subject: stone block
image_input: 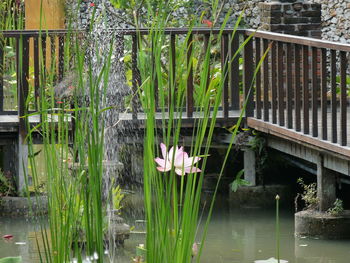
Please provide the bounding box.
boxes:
[284,17,311,24]
[260,3,282,11]
[261,10,283,18]
[270,24,296,32]
[297,23,321,31]
[301,10,321,17]
[309,17,322,23]
[295,210,350,239]
[292,3,303,11]
[263,17,282,24]
[228,185,293,209]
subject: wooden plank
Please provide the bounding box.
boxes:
[277,41,284,126]
[41,36,47,78]
[340,51,347,146]
[221,34,229,119]
[50,35,56,72]
[245,29,350,52]
[286,43,293,129]
[255,38,262,119]
[271,42,277,124]
[34,37,40,111]
[243,35,254,117]
[320,48,327,140]
[170,34,176,109]
[0,38,3,112]
[58,35,64,82]
[263,39,269,122]
[311,47,318,137]
[132,34,139,119]
[302,45,309,134]
[230,33,240,110]
[187,34,194,118]
[331,50,337,143]
[17,36,30,139]
[204,34,210,91]
[294,44,301,131]
[247,117,350,159]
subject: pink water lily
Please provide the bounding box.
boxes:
[154,143,201,176]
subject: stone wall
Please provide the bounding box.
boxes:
[0,196,47,216]
[66,0,264,29]
[66,0,350,43]
[313,0,350,43]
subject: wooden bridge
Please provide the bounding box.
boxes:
[1,28,350,208]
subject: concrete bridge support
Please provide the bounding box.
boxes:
[2,137,28,196]
[16,134,28,195]
[243,147,256,186]
[316,155,336,212]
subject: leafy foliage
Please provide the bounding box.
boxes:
[327,198,344,216]
[0,257,22,263]
[297,178,319,210]
[230,169,250,192]
[0,169,16,197]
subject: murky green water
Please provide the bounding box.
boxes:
[1,195,350,262]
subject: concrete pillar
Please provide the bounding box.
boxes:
[316,155,336,212]
[2,142,16,180]
[243,147,256,186]
[16,134,28,196]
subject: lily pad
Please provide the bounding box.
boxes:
[255,258,288,263]
[0,257,22,263]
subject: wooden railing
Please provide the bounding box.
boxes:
[122,28,247,121]
[245,30,350,147]
[1,28,350,148]
[0,30,68,137]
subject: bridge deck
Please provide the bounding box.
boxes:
[248,108,350,159]
[0,114,72,132]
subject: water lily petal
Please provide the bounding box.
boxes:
[154,157,166,167]
[184,166,201,174]
[157,166,171,172]
[183,156,201,168]
[168,146,183,164]
[160,143,167,160]
[174,152,185,168]
[154,158,171,171]
[175,168,185,176]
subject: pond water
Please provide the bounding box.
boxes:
[1,193,350,263]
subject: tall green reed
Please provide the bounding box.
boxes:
[24,2,115,262]
[136,1,267,262]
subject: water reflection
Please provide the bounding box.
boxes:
[1,194,350,262]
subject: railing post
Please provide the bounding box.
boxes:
[243,35,254,118]
[0,38,4,113]
[221,33,229,119]
[58,35,65,82]
[132,34,141,120]
[187,33,194,118]
[340,51,347,146]
[230,33,240,111]
[34,37,40,111]
[169,33,176,110]
[16,35,29,195]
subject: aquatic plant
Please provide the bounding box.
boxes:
[137,1,269,262]
[0,257,22,263]
[296,178,319,210]
[327,198,344,216]
[230,169,250,192]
